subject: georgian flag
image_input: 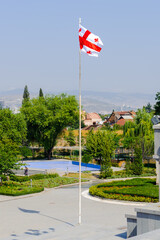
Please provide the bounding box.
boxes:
[79,24,103,57]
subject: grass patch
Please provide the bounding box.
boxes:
[63,172,97,179]
[31,176,81,188]
[89,178,158,202]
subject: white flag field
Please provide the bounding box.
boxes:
[79,24,103,57]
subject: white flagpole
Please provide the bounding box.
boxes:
[78,17,82,225]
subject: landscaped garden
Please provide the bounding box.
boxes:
[0,173,82,196]
[89,178,158,202]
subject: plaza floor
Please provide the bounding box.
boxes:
[0,181,153,240]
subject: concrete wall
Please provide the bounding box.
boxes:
[153,124,160,184]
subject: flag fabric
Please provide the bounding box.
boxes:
[79,24,103,57]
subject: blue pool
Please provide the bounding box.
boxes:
[24,160,101,172]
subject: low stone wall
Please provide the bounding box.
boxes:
[126,204,160,238]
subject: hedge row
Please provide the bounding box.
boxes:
[9,173,59,182]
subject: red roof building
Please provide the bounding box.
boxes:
[105,110,136,126]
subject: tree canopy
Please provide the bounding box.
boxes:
[0,109,26,176]
[154,92,160,115]
[21,94,79,159]
[85,129,118,163]
[123,108,154,160]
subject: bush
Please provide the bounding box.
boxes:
[9,173,59,182]
[10,175,29,182]
[30,173,59,180]
[100,165,113,178]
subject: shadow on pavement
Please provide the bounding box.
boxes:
[18,208,40,214]
[25,229,50,236]
[115,231,127,239]
[10,228,55,240]
[18,207,74,227]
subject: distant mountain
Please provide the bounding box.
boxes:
[0,89,155,114]
[0,88,24,96]
[65,90,155,114]
[81,90,155,109]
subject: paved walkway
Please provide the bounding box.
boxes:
[0,179,156,240]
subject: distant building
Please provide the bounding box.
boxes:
[105,110,136,126]
[83,112,102,126]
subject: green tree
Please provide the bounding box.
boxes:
[20,146,32,159]
[135,108,154,160]
[65,129,76,147]
[39,88,44,98]
[72,120,85,129]
[85,129,116,178]
[123,109,154,161]
[154,92,160,115]
[131,144,143,175]
[22,85,30,104]
[82,152,92,170]
[86,129,118,166]
[0,109,26,178]
[21,94,79,159]
[123,121,136,157]
[100,135,114,178]
[144,102,152,113]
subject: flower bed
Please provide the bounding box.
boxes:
[89,178,158,202]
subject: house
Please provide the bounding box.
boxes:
[83,112,102,126]
[105,110,136,126]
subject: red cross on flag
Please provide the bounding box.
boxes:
[79,24,103,57]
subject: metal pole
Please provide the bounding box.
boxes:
[78,17,82,225]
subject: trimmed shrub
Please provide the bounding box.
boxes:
[10,173,59,182]
[0,186,44,196]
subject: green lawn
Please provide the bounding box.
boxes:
[89,178,158,202]
[0,174,82,196]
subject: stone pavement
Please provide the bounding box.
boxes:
[0,179,155,240]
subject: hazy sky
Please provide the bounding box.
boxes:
[0,0,159,94]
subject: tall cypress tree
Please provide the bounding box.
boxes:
[131,145,143,175]
[39,88,44,98]
[22,85,30,104]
